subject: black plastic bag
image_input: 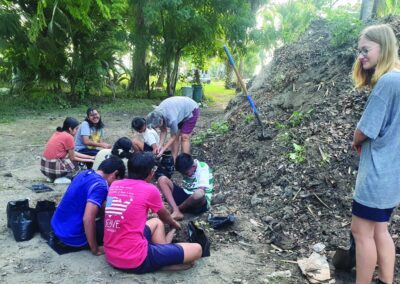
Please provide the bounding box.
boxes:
[7,199,29,228]
[155,151,175,179]
[208,214,235,229]
[187,221,210,257]
[10,208,37,242]
[35,200,56,241]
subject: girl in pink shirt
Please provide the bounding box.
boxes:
[104,152,202,273]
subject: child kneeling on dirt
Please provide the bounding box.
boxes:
[131,117,160,155]
[158,153,213,221]
[104,152,202,273]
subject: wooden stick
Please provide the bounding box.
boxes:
[279,259,298,264]
[307,206,317,219]
[292,187,302,201]
[313,193,330,209]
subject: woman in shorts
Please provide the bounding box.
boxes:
[351,24,400,284]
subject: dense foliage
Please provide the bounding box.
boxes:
[0,0,398,106]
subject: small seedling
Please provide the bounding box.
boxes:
[288,143,306,163]
[244,114,254,124]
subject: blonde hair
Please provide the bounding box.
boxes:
[352,24,400,89]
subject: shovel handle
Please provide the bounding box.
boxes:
[223,45,248,95]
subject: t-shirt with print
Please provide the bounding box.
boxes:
[354,71,400,209]
[43,131,75,159]
[75,121,105,151]
[141,128,160,148]
[104,179,163,269]
[155,96,198,135]
[91,149,129,174]
[182,160,213,208]
[51,170,108,246]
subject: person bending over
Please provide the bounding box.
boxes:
[104,152,202,273]
[50,156,125,255]
[157,153,213,221]
[147,96,199,161]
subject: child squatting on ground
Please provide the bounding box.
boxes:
[103,152,202,273]
[157,153,213,221]
[41,117,95,184]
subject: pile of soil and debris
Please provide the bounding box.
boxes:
[193,16,400,281]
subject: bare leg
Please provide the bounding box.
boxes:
[351,215,377,284]
[375,222,395,283]
[171,136,180,162]
[146,218,169,244]
[132,139,144,152]
[181,133,191,154]
[179,188,206,212]
[157,176,184,220]
[161,242,202,271]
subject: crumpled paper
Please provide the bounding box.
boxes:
[297,252,331,283]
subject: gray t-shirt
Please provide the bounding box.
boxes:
[156,97,198,135]
[74,121,105,151]
[354,71,400,208]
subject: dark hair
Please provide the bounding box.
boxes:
[131,117,146,132]
[85,107,105,130]
[128,152,156,180]
[56,117,80,133]
[175,153,194,174]
[111,137,133,159]
[98,155,125,179]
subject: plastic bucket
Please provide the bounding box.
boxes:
[181,86,193,98]
[192,85,203,103]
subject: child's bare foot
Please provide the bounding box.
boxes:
[166,228,176,243]
[171,211,184,221]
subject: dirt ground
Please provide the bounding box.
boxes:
[0,106,289,284]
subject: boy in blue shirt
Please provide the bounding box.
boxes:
[50,156,125,255]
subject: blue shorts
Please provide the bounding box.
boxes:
[173,184,208,214]
[143,143,153,152]
[352,200,394,222]
[128,226,184,274]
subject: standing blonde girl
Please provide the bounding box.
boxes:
[351,24,400,284]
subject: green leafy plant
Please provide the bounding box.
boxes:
[192,120,229,145]
[274,121,287,129]
[244,114,254,124]
[289,111,304,127]
[288,143,306,163]
[326,9,361,48]
[210,121,229,135]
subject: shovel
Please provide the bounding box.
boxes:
[223,45,272,141]
[332,232,356,270]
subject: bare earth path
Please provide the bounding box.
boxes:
[0,103,281,284]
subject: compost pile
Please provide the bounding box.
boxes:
[194,16,400,278]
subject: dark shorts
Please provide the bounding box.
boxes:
[127,225,184,274]
[172,184,208,215]
[143,143,153,152]
[180,108,200,134]
[78,148,99,157]
[352,200,395,222]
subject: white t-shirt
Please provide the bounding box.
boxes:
[142,128,160,146]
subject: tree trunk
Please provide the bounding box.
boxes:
[360,0,379,21]
[129,0,148,92]
[224,59,233,89]
[169,50,181,96]
[156,64,166,87]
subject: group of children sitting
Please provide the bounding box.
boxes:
[41,107,213,273]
